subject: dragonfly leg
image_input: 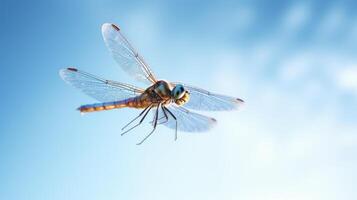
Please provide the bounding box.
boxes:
[160,105,169,124]
[163,107,178,141]
[137,103,161,145]
[150,116,165,125]
[121,105,153,136]
[122,105,151,131]
[150,106,169,125]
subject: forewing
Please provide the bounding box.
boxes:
[174,83,244,111]
[153,105,217,132]
[59,68,144,102]
[102,23,157,85]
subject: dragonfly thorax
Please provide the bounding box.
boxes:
[153,80,172,98]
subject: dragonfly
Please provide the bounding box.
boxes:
[60,23,244,145]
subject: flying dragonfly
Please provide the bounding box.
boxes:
[60,23,244,145]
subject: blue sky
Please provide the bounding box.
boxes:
[1,0,357,199]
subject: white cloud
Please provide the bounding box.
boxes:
[207,53,357,199]
[336,66,357,93]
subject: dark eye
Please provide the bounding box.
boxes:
[180,87,184,92]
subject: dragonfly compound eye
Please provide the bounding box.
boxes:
[172,84,185,99]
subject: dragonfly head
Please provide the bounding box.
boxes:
[172,84,186,100]
[172,84,190,106]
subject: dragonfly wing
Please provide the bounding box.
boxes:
[152,105,217,132]
[59,68,144,102]
[102,23,157,85]
[174,83,244,111]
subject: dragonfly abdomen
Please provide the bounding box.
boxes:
[78,97,140,113]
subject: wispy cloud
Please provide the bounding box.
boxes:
[336,66,357,94]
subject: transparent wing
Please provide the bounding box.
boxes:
[174,83,244,111]
[152,105,217,132]
[102,23,157,85]
[59,68,144,102]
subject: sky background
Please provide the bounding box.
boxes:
[1,0,357,199]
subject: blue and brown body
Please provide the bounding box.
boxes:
[78,80,190,113]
